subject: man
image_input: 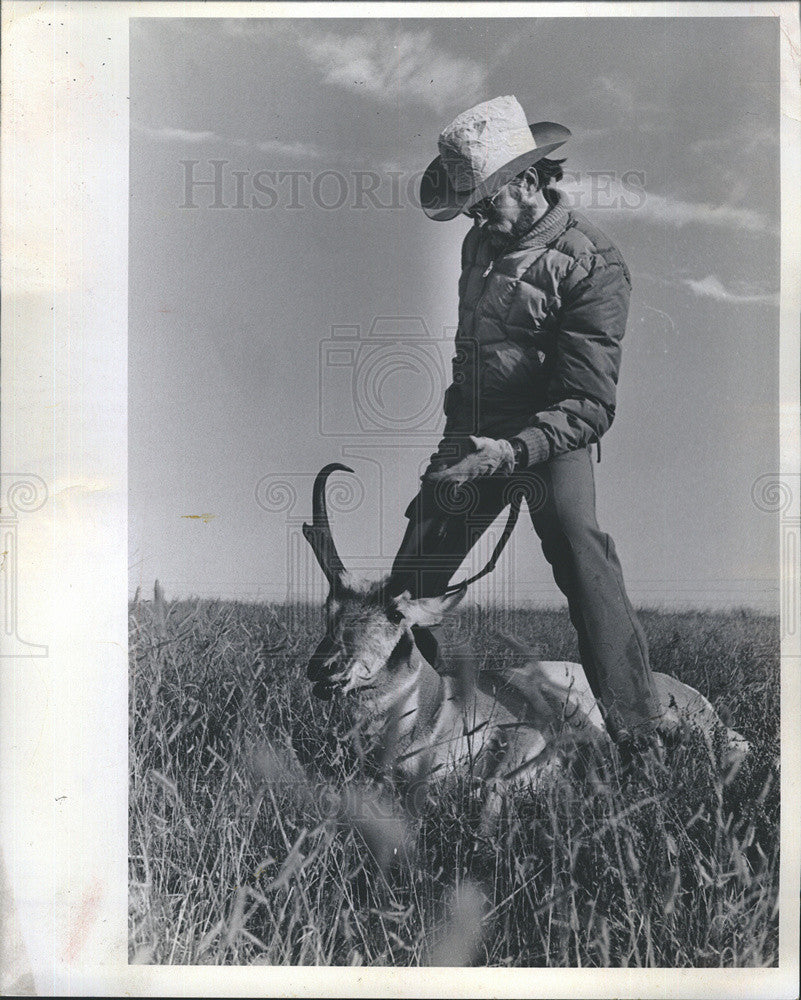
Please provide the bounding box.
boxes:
[389,95,664,754]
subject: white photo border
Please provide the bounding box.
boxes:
[1,2,798,996]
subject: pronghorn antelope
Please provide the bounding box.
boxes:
[303,464,751,792]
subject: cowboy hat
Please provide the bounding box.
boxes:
[420,95,571,221]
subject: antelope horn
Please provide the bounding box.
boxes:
[302,463,354,591]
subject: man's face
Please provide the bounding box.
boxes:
[466,174,544,244]
[469,181,521,233]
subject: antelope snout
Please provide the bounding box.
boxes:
[310,660,370,700]
[309,658,349,700]
[307,633,343,683]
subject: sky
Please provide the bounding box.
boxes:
[128,15,781,611]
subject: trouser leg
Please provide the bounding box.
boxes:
[526,447,662,742]
[391,478,511,598]
[391,478,510,670]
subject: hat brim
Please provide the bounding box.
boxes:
[420,121,571,221]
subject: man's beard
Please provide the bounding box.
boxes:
[487,200,550,249]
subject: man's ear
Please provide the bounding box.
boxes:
[521,166,541,192]
[393,585,467,627]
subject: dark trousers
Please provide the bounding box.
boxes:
[390,446,662,742]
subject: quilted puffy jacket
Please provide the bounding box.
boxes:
[430,190,632,471]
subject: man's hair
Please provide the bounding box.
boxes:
[532,157,566,187]
[523,157,566,189]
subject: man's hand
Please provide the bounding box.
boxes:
[425,435,516,486]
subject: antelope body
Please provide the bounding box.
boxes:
[303,465,751,790]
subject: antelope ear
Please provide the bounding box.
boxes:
[394,585,467,626]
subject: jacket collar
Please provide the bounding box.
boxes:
[510,188,572,250]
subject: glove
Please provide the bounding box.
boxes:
[425,435,516,486]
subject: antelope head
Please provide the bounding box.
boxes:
[303,464,466,699]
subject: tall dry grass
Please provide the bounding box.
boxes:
[129,594,779,966]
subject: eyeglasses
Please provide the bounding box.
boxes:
[464,187,505,220]
[464,174,528,220]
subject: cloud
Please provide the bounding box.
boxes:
[297,26,487,114]
[688,126,779,160]
[256,139,326,160]
[681,275,778,305]
[638,193,770,233]
[131,122,221,144]
[594,75,637,118]
[562,173,773,233]
[132,121,329,160]
[570,75,663,136]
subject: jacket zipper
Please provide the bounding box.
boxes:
[475,258,496,313]
[458,259,495,353]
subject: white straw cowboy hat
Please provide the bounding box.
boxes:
[420,95,571,221]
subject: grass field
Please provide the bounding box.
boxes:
[129,595,780,967]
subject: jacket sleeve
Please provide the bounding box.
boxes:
[515,257,631,464]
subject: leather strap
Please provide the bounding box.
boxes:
[443,494,522,595]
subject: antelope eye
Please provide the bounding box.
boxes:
[386,607,405,626]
